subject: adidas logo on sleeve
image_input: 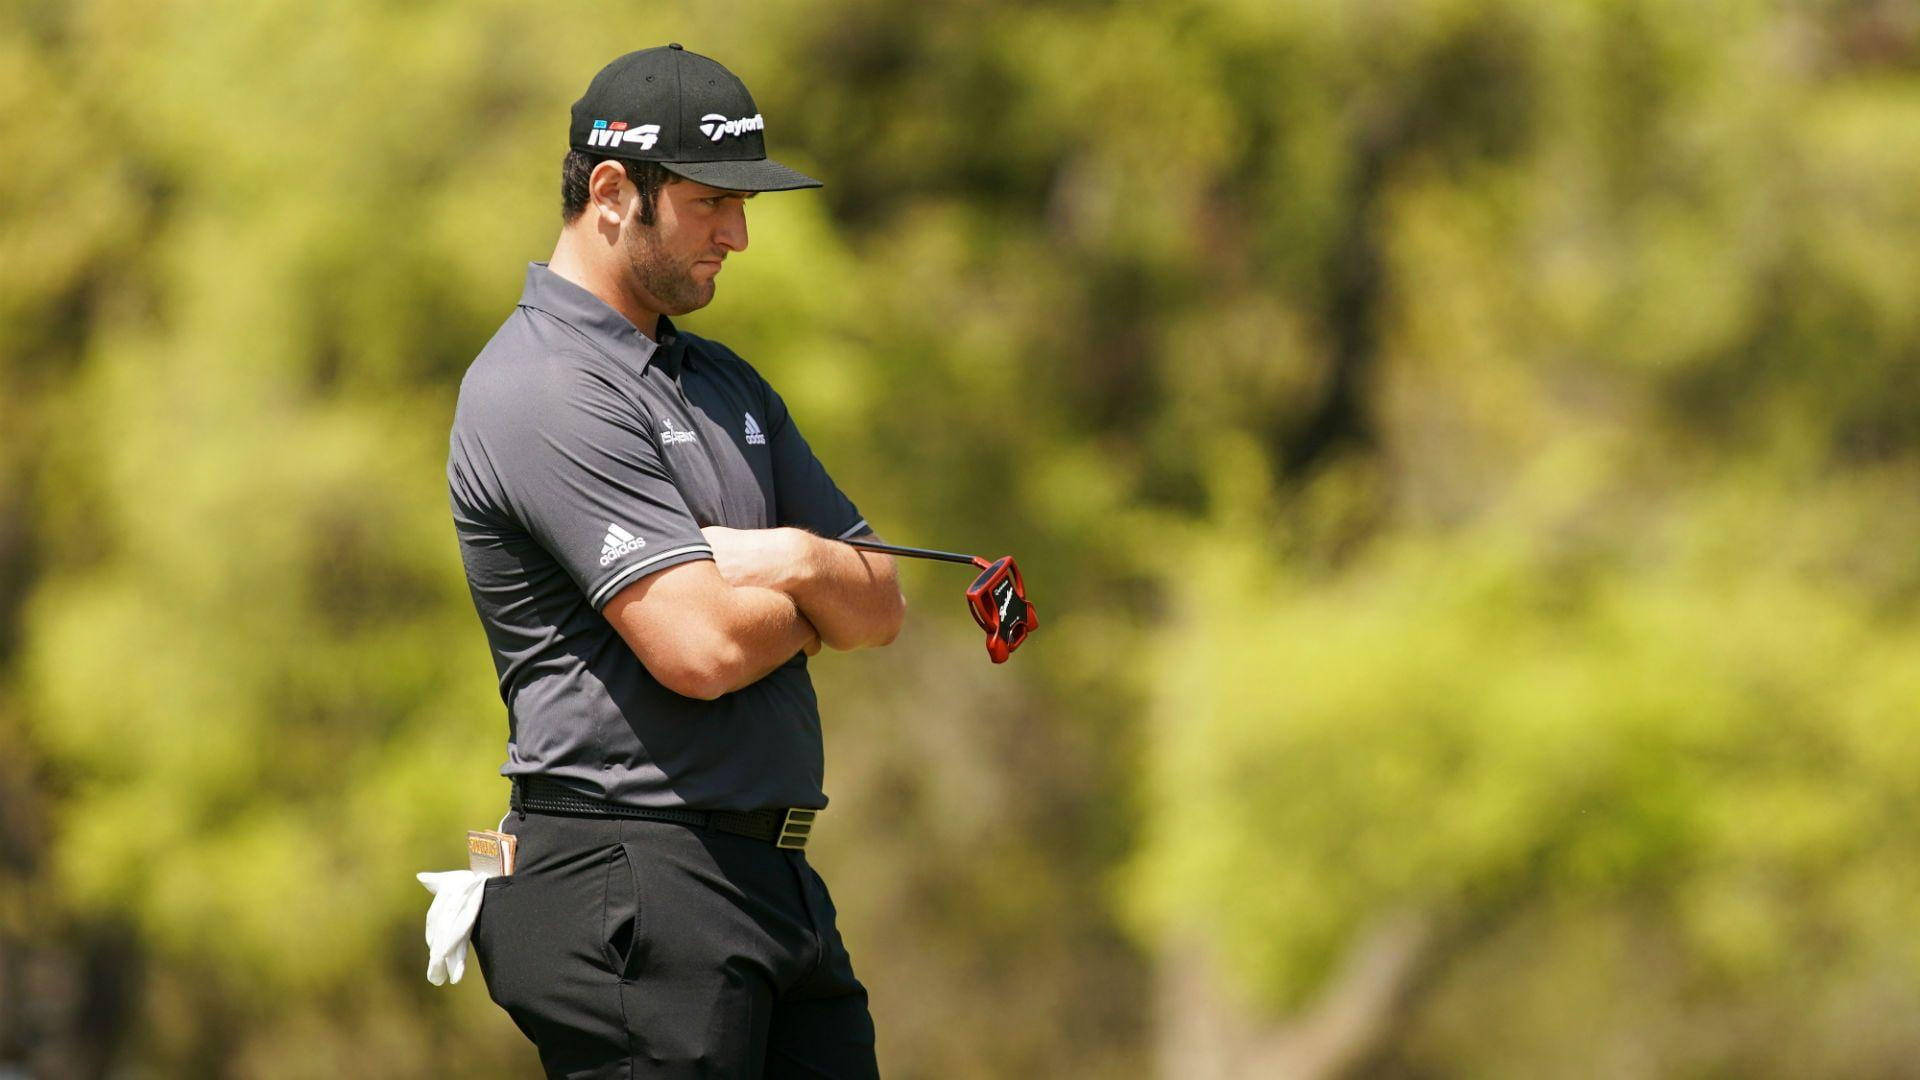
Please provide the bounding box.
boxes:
[743,412,766,445]
[599,522,647,566]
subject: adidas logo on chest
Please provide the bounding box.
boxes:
[743,412,766,445]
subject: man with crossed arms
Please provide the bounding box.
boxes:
[448,45,902,1077]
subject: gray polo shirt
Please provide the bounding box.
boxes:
[448,263,868,811]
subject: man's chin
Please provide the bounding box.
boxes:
[660,284,717,317]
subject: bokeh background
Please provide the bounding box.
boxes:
[5,0,1920,1076]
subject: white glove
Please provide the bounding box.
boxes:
[416,870,491,985]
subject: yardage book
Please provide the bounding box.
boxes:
[466,829,517,877]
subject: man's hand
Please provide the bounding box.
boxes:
[697,525,824,655]
[700,526,824,654]
[702,525,813,592]
[701,525,905,651]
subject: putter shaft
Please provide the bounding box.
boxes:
[843,538,980,566]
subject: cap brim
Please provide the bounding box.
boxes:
[659,157,822,192]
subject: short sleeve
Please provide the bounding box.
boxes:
[760,379,868,539]
[482,358,714,608]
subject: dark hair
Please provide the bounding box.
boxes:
[561,150,677,225]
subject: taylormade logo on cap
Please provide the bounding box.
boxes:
[699,113,764,142]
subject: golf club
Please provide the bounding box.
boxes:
[842,538,1038,663]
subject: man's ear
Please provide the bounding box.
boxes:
[588,160,631,226]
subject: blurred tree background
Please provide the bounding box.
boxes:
[3,0,1919,1076]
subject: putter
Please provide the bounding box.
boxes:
[842,539,1038,663]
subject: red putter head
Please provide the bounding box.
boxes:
[840,538,1038,663]
[965,556,1038,664]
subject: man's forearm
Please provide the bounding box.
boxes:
[700,525,906,652]
[708,584,822,695]
[603,557,821,701]
[786,532,905,650]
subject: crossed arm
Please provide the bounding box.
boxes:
[602,527,905,700]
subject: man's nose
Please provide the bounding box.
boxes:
[715,203,748,252]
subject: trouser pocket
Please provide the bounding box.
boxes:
[603,841,645,978]
[471,844,634,1076]
[470,877,539,1036]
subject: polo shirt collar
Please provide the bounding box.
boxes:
[516,262,685,373]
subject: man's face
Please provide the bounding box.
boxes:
[620,177,753,316]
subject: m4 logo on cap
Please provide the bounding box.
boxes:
[698,113,764,141]
[588,120,660,149]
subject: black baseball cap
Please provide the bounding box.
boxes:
[569,44,821,192]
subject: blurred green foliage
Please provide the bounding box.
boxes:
[3,0,1919,1076]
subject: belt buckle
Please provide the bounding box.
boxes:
[775,808,816,850]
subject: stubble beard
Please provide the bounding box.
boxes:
[623,221,714,317]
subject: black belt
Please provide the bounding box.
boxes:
[511,777,818,851]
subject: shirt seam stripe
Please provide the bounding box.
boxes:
[589,544,714,608]
[836,518,870,539]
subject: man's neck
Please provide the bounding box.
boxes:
[548,232,663,341]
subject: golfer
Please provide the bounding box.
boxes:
[447,44,904,1078]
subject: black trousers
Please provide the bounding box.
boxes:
[471,810,879,1078]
